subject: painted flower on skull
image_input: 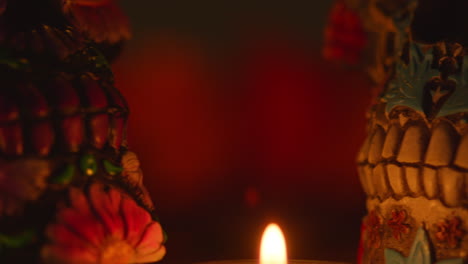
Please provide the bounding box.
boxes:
[387,210,410,241]
[42,182,165,264]
[435,217,465,249]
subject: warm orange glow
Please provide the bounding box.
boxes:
[260,223,288,264]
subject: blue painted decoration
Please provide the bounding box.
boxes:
[384,44,439,115]
[384,41,468,118]
[384,227,463,264]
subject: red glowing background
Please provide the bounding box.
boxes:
[113,1,373,263]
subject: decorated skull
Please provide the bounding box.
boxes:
[0,1,165,263]
[325,0,468,263]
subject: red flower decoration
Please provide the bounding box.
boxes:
[62,0,130,43]
[387,210,410,241]
[323,0,367,65]
[435,217,465,248]
[42,182,165,264]
[366,210,383,249]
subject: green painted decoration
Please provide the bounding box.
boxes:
[80,154,98,176]
[50,164,75,184]
[103,160,123,176]
[0,47,30,70]
[0,230,35,249]
[163,230,168,244]
[384,44,438,115]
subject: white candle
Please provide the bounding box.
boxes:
[195,259,350,264]
[197,261,349,264]
[195,223,351,264]
[260,223,287,264]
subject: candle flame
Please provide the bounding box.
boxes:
[260,223,288,264]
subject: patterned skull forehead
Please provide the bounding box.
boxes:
[383,43,468,119]
[350,0,468,119]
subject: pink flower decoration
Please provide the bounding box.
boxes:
[42,182,165,264]
[63,0,130,43]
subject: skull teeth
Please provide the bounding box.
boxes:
[425,121,459,166]
[368,126,385,164]
[381,125,403,159]
[386,164,406,198]
[359,163,468,207]
[454,133,468,169]
[439,167,464,207]
[357,119,468,207]
[397,125,429,164]
[422,167,438,199]
[373,164,390,200]
[0,75,129,157]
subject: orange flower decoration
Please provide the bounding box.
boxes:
[435,217,465,248]
[62,0,130,43]
[387,210,410,241]
[42,182,165,264]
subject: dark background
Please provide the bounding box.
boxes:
[113,1,373,263]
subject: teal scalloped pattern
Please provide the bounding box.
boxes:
[384,42,468,118]
[384,227,463,264]
[384,44,439,114]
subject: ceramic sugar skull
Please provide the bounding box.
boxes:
[0,1,165,263]
[325,0,468,263]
